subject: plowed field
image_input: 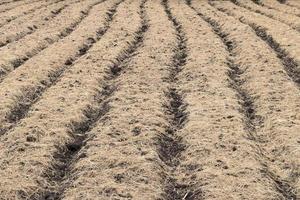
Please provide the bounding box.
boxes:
[0,0,299,199]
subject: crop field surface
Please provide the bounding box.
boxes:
[0,0,299,199]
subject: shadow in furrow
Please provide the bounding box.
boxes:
[0,0,69,48]
[0,0,21,6]
[8,0,104,71]
[277,0,287,4]
[231,0,265,11]
[159,1,202,199]
[250,0,264,6]
[248,24,300,86]
[189,3,297,199]
[208,2,300,88]
[0,0,115,137]
[230,0,300,32]
[158,89,187,167]
[0,0,42,13]
[192,0,262,147]
[29,1,149,199]
[0,0,58,27]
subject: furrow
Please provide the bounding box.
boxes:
[0,0,55,27]
[59,0,178,198]
[0,0,23,4]
[231,0,300,31]
[261,0,300,16]
[0,1,157,199]
[192,1,300,199]
[1,0,23,5]
[0,0,20,6]
[32,1,147,198]
[161,0,277,199]
[0,0,78,48]
[249,24,300,86]
[0,0,120,136]
[211,1,300,81]
[0,1,298,199]
[0,0,101,80]
[0,0,42,13]
[0,0,142,198]
[159,0,202,199]
[277,0,287,3]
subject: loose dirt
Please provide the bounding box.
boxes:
[0,0,299,199]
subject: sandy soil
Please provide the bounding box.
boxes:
[233,0,300,31]
[261,0,300,16]
[0,0,299,199]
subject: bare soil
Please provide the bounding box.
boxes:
[0,0,299,199]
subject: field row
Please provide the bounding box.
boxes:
[0,0,299,199]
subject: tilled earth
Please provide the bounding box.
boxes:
[0,0,299,199]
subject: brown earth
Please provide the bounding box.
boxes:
[0,0,299,199]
